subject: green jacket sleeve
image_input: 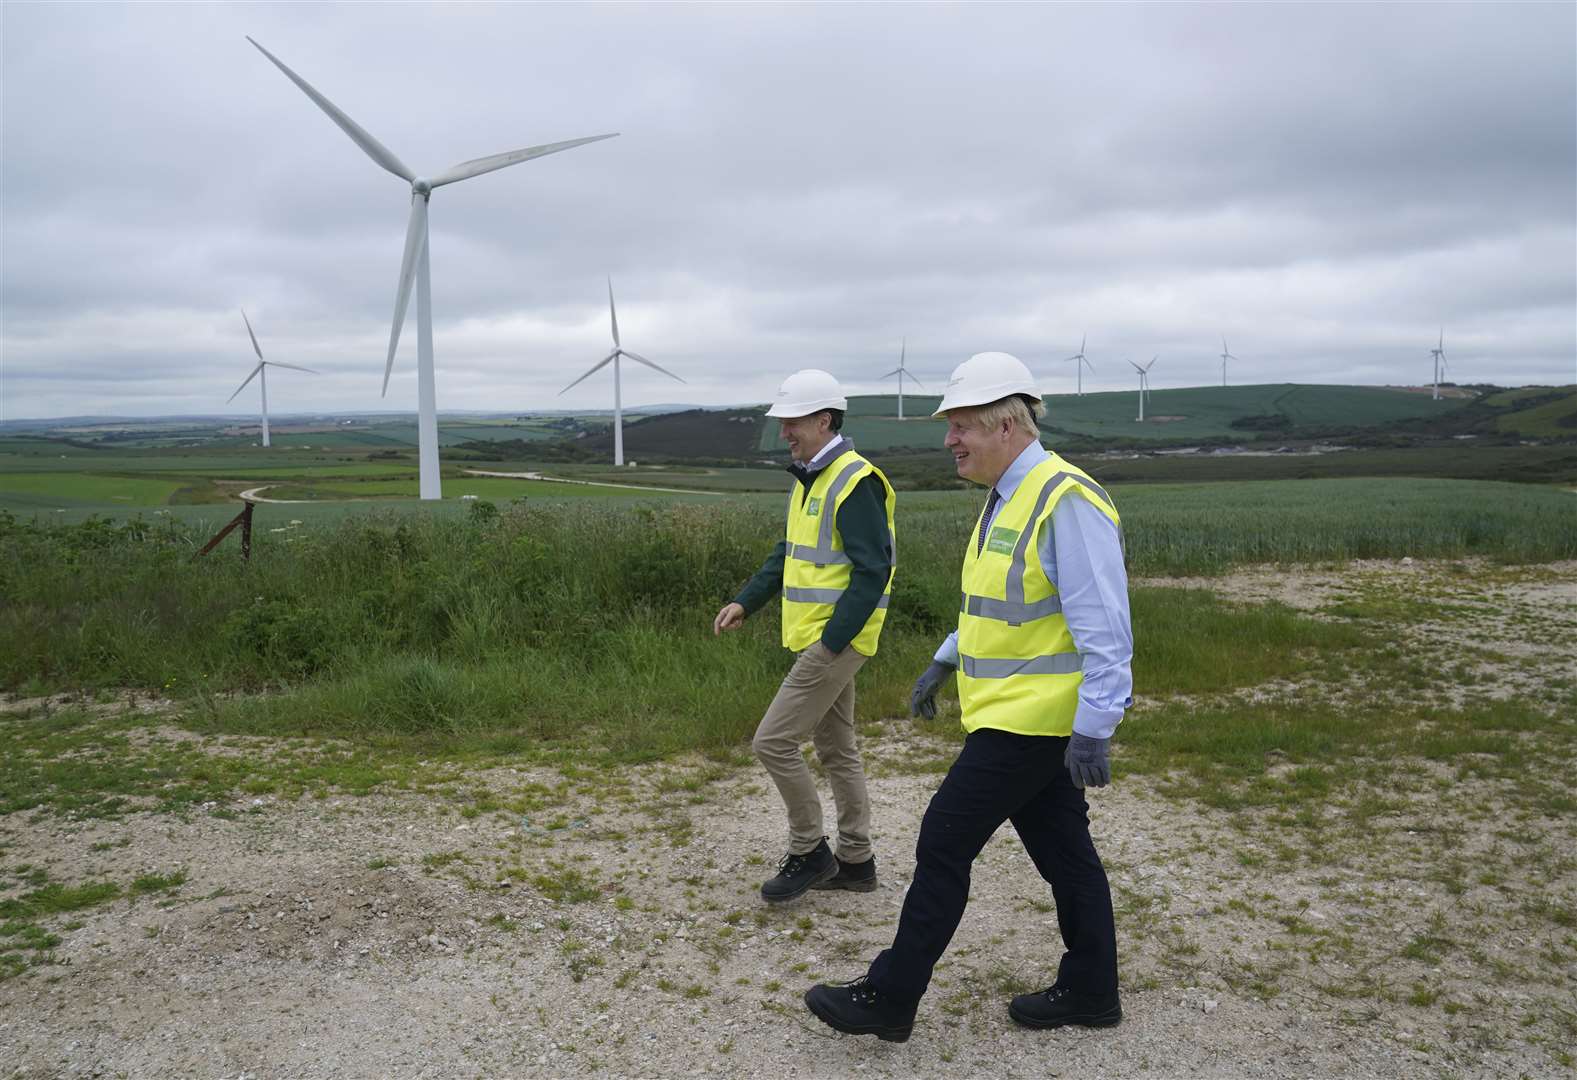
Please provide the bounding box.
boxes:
[733,539,786,616]
[821,473,893,654]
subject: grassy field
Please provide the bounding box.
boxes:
[758,385,1476,451]
[1493,389,1577,437]
[3,477,1571,707]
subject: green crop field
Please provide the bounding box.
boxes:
[1492,387,1577,437]
[0,472,190,510]
[254,475,675,501]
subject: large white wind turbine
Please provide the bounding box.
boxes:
[1219,337,1237,388]
[248,37,617,499]
[1128,356,1156,421]
[560,279,685,467]
[227,309,317,448]
[1064,334,1094,396]
[1430,330,1447,400]
[881,338,927,419]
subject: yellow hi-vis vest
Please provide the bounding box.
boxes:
[956,453,1121,736]
[781,446,897,657]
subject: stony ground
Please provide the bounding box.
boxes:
[2,560,1574,1079]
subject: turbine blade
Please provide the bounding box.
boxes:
[228,363,264,403]
[430,133,619,188]
[1063,354,1082,362]
[246,37,415,183]
[882,368,904,379]
[907,374,928,391]
[608,278,620,348]
[241,309,264,361]
[384,194,428,396]
[1080,333,1086,354]
[265,361,319,374]
[622,348,685,383]
[559,350,618,395]
[900,337,906,367]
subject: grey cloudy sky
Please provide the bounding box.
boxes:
[2,1,1573,421]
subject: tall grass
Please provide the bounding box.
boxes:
[1,475,1571,754]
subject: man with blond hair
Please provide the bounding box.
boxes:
[804,352,1132,1042]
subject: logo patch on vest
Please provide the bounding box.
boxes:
[985,525,1019,555]
[805,497,823,517]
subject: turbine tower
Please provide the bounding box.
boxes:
[1063,334,1094,396]
[881,338,927,419]
[1219,337,1237,388]
[1128,356,1156,421]
[227,309,317,448]
[1430,330,1447,401]
[560,279,685,467]
[248,37,616,499]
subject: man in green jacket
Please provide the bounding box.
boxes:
[714,369,897,904]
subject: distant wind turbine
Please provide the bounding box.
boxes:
[1064,334,1094,396]
[881,338,927,419]
[227,310,317,448]
[1430,330,1447,400]
[1128,356,1157,421]
[1219,337,1237,388]
[248,36,617,499]
[560,279,685,466]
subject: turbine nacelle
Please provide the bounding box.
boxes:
[412,178,432,196]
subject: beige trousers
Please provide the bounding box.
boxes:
[752,641,872,863]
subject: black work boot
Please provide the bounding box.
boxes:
[1008,984,1122,1029]
[760,838,837,903]
[811,854,877,893]
[804,976,916,1042]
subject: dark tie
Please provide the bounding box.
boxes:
[976,488,1001,555]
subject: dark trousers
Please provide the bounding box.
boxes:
[867,727,1117,1004]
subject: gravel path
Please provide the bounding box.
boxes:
[3,560,1573,1078]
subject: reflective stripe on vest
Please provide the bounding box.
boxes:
[785,586,891,608]
[959,652,1084,678]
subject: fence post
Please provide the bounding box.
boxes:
[193,499,258,562]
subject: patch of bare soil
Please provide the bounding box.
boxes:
[1141,558,1577,707]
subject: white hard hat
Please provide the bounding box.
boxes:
[932,352,1042,416]
[765,368,848,418]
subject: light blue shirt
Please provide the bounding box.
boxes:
[935,440,1134,740]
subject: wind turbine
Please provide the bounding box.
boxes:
[1219,337,1237,388]
[1128,357,1156,421]
[560,279,685,466]
[227,309,317,448]
[1430,330,1447,400]
[248,37,617,499]
[881,338,927,419]
[1063,334,1094,396]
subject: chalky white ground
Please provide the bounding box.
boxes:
[2,560,1573,1079]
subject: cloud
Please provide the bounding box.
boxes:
[2,2,1572,420]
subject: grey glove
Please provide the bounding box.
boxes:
[909,660,956,719]
[1065,732,1111,789]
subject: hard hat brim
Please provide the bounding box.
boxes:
[766,397,848,418]
[932,384,1043,418]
